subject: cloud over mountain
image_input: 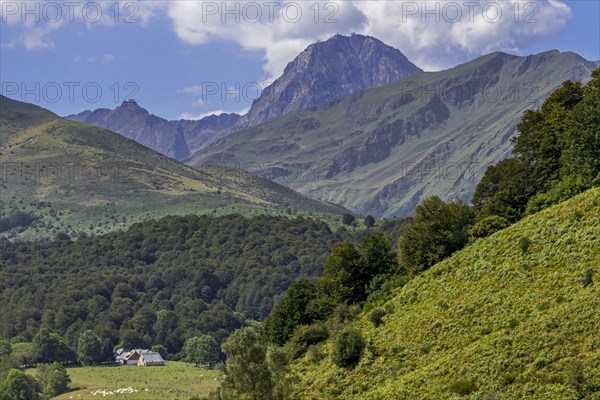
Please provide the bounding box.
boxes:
[1,1,572,77]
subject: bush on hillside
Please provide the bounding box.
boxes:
[450,380,477,396]
[333,328,365,369]
[526,175,590,215]
[469,215,510,238]
[368,309,386,327]
[288,324,329,359]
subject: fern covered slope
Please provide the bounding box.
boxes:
[292,188,600,400]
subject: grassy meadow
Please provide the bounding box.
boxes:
[27,362,222,400]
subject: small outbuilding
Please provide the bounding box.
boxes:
[123,350,142,365]
[114,348,126,364]
[138,352,165,366]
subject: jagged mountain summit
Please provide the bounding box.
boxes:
[67,100,240,160]
[190,50,598,218]
[68,34,421,160]
[236,33,423,128]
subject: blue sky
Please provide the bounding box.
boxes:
[1,1,598,120]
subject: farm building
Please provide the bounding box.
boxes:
[122,350,142,365]
[138,352,165,366]
[114,348,126,364]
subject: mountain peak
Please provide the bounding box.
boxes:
[237,34,422,128]
[116,99,147,113]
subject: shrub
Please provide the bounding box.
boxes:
[0,211,37,233]
[288,324,329,359]
[37,363,71,397]
[398,196,475,275]
[501,373,517,385]
[582,268,594,287]
[342,214,356,226]
[364,215,375,228]
[366,274,409,304]
[450,380,477,396]
[333,328,365,369]
[368,309,386,328]
[519,237,531,255]
[470,216,510,238]
[526,175,589,215]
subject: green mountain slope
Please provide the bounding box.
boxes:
[189,50,597,218]
[0,96,349,240]
[291,188,600,399]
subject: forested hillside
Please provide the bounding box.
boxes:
[0,215,348,356]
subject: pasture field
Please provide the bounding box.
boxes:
[28,362,223,399]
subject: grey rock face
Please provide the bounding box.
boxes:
[236,33,422,128]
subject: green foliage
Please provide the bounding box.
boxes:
[32,328,73,364]
[513,80,584,191]
[265,345,292,399]
[368,309,386,328]
[449,380,477,396]
[472,158,535,221]
[0,342,19,386]
[582,268,594,288]
[287,324,329,359]
[0,343,11,359]
[0,214,347,355]
[342,214,356,226]
[218,327,277,399]
[289,188,600,400]
[320,233,399,306]
[264,279,318,346]
[77,330,103,365]
[519,237,531,255]
[364,215,375,228]
[333,328,365,369]
[183,335,220,368]
[319,242,362,305]
[0,211,37,233]
[526,175,590,215]
[37,362,70,397]
[560,68,600,184]
[0,369,40,400]
[474,68,600,224]
[469,215,510,238]
[365,273,409,305]
[398,196,475,274]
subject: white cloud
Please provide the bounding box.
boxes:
[2,1,573,75]
[355,0,572,70]
[193,98,208,106]
[73,54,115,63]
[164,0,572,74]
[0,1,162,50]
[99,53,115,63]
[180,110,228,120]
[178,85,204,94]
[166,1,367,79]
[180,105,250,120]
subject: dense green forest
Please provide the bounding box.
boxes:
[0,212,409,357]
[0,215,350,353]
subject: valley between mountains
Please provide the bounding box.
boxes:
[1,30,599,400]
